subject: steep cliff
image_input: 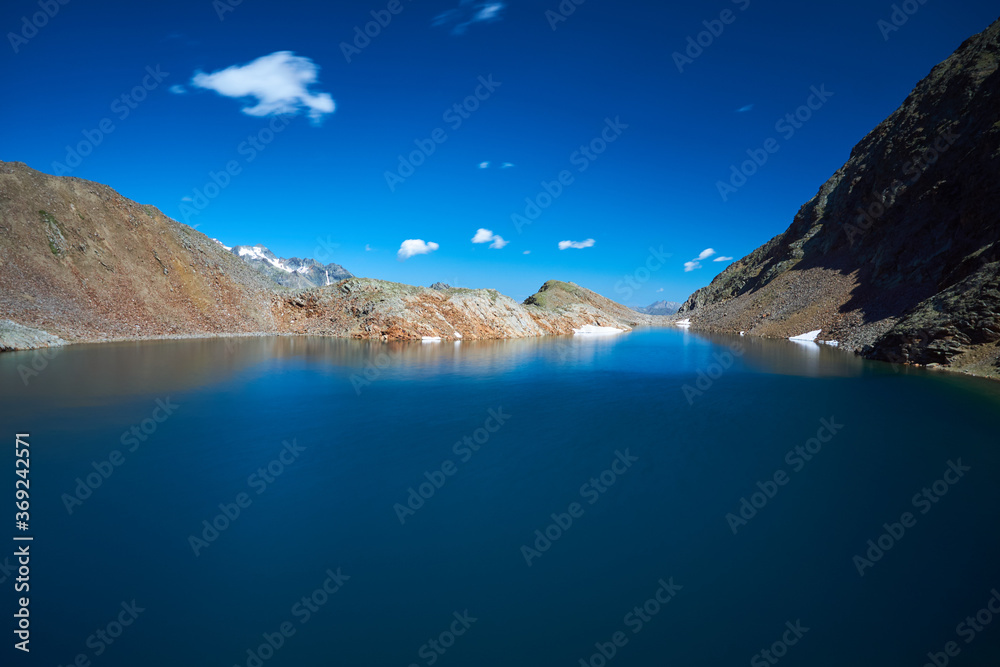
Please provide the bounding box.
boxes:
[679,17,1000,377]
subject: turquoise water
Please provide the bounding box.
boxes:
[2,329,999,666]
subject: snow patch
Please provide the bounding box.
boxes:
[675,318,692,328]
[454,332,463,338]
[211,238,232,251]
[237,245,296,273]
[421,336,442,343]
[789,330,822,342]
[573,325,624,336]
[821,340,840,347]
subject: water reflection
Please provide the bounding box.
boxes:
[683,330,868,378]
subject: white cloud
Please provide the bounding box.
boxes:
[501,162,515,168]
[558,239,595,250]
[656,288,664,292]
[714,256,734,262]
[364,244,374,252]
[189,51,335,123]
[397,239,439,261]
[433,1,506,35]
[523,250,531,255]
[471,228,508,249]
[169,84,187,95]
[685,248,723,271]
[478,161,490,169]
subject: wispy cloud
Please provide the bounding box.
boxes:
[736,104,754,113]
[685,248,724,271]
[471,228,509,249]
[523,250,531,255]
[478,161,490,169]
[365,244,374,252]
[169,84,187,95]
[656,288,664,292]
[433,1,506,35]
[713,256,734,262]
[558,239,595,250]
[189,51,335,123]
[397,239,439,261]
[501,162,515,168]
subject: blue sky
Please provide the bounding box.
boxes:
[2,0,997,304]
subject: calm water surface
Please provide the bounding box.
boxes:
[1,329,999,666]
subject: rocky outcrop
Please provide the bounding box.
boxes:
[272,279,666,341]
[678,17,1000,378]
[0,319,66,352]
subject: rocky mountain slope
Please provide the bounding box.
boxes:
[678,17,1000,378]
[273,279,662,341]
[226,242,352,289]
[0,161,660,349]
[0,161,279,344]
[635,300,682,316]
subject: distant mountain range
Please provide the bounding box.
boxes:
[218,242,353,290]
[634,300,681,316]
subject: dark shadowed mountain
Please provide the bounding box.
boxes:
[679,17,1000,378]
